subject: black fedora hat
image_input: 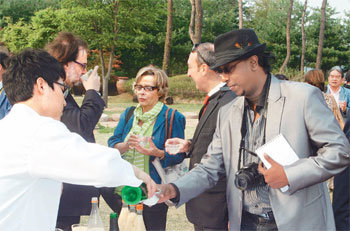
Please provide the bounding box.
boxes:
[210,29,266,70]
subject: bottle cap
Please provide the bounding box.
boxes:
[136,204,143,211]
[91,197,98,203]
[121,186,142,205]
[110,212,118,219]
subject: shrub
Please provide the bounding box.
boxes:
[124,74,205,99]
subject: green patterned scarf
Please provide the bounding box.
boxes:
[123,101,164,172]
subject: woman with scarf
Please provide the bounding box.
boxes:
[108,65,186,230]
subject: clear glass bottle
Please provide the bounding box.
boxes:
[109,212,119,231]
[87,197,104,231]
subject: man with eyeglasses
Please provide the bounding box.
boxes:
[326,66,350,118]
[0,49,156,231]
[46,32,106,231]
[158,29,350,231]
[165,42,235,230]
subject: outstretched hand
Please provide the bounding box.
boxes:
[157,184,177,203]
[258,154,289,189]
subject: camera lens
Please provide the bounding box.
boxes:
[234,163,265,191]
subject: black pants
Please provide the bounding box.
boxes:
[240,211,278,231]
[143,202,168,231]
[194,224,228,231]
[56,216,80,231]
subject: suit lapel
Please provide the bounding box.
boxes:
[192,92,221,146]
[266,76,285,141]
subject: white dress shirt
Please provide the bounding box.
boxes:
[0,104,142,231]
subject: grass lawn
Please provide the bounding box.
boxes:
[76,93,200,230]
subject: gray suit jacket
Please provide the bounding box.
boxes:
[174,76,350,230]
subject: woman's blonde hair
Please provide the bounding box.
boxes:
[133,65,169,101]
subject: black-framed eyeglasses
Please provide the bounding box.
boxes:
[73,60,87,70]
[54,81,69,98]
[192,43,210,66]
[215,60,242,74]
[134,84,159,92]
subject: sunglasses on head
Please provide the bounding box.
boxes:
[191,43,210,66]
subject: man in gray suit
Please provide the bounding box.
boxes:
[166,43,235,230]
[158,29,350,230]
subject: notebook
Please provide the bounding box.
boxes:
[255,134,299,192]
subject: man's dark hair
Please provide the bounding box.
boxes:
[275,73,289,81]
[45,32,88,65]
[3,49,66,105]
[256,51,274,74]
[345,70,350,83]
[0,52,9,69]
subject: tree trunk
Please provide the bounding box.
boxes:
[316,0,327,69]
[238,0,243,29]
[189,0,202,44]
[162,0,173,74]
[102,0,119,107]
[279,0,294,73]
[300,0,307,74]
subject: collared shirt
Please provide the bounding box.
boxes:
[242,74,272,215]
[207,82,226,97]
[328,86,341,105]
[0,104,142,231]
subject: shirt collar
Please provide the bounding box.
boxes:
[245,74,271,112]
[207,82,226,97]
[0,81,2,90]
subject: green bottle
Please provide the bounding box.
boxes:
[109,212,119,231]
[121,183,147,205]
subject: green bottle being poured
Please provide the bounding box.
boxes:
[121,183,147,205]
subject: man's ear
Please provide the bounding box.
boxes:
[34,77,47,95]
[249,55,259,71]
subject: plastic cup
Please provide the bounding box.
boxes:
[137,135,149,147]
[166,143,181,154]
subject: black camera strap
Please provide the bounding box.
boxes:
[237,74,271,171]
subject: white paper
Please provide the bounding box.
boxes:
[255,134,299,192]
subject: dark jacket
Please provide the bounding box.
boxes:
[333,117,350,230]
[0,90,12,120]
[58,90,105,216]
[186,86,235,228]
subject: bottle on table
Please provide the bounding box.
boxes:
[121,183,148,205]
[118,200,129,231]
[124,204,137,231]
[109,212,119,231]
[87,197,104,231]
[135,204,146,231]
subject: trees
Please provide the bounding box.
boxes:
[316,0,327,69]
[162,0,173,74]
[279,0,294,73]
[300,0,307,74]
[239,0,243,29]
[189,0,203,44]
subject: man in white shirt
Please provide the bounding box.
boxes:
[0,49,156,231]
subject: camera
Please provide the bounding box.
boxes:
[234,163,266,191]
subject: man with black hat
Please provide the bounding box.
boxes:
[165,42,235,230]
[158,29,350,230]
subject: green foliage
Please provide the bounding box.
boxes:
[0,0,59,28]
[0,19,32,52]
